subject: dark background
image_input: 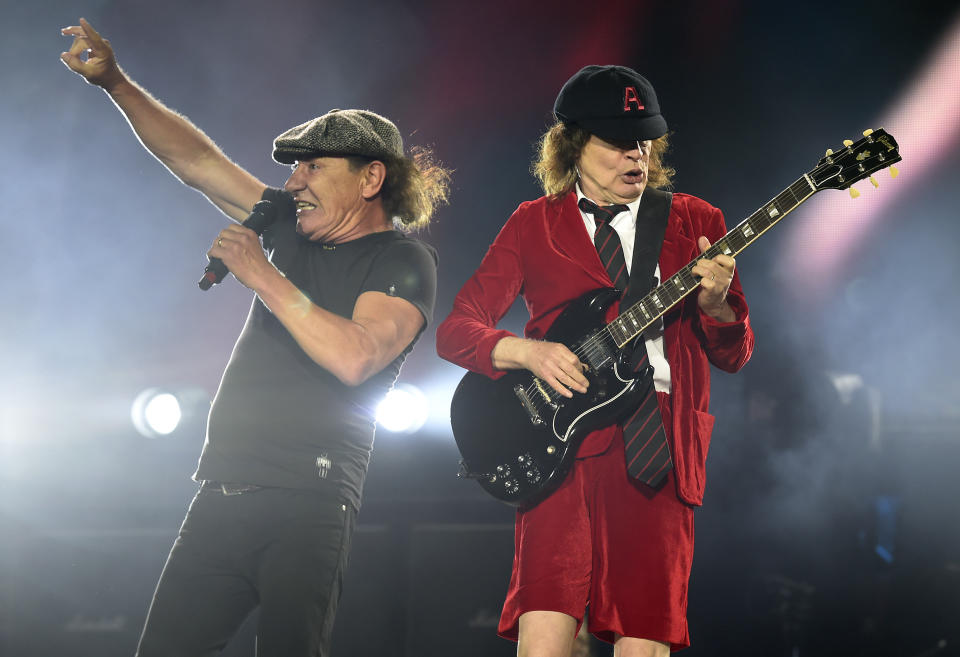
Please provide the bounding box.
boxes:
[2,1,959,655]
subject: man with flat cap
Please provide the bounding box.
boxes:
[437,65,754,654]
[61,18,449,657]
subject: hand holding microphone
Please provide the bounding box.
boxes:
[199,200,276,290]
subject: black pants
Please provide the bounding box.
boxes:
[136,484,356,657]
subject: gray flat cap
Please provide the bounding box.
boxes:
[272,109,404,164]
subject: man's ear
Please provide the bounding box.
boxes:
[360,160,387,199]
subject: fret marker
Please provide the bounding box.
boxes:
[652,294,664,310]
[719,242,732,255]
[743,224,755,238]
[766,206,779,218]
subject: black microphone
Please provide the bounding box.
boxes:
[198,199,276,290]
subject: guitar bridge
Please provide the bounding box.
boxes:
[513,384,545,426]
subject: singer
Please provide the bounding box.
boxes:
[61,18,450,657]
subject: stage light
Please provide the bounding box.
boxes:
[376,384,429,434]
[780,11,960,304]
[131,387,208,438]
[826,371,864,405]
[131,389,180,437]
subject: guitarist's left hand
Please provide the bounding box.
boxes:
[693,236,736,323]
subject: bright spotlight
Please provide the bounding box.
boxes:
[144,393,181,434]
[376,384,429,433]
[131,387,207,438]
[132,389,181,437]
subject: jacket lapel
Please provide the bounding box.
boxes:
[547,192,611,287]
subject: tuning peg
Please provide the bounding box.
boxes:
[863,128,874,137]
[869,176,879,188]
[843,139,854,147]
[849,187,860,199]
[826,148,834,156]
[890,166,899,179]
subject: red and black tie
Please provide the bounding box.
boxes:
[619,349,672,487]
[579,197,672,488]
[580,197,629,292]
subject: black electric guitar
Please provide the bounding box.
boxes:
[450,128,902,509]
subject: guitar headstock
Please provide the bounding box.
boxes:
[809,128,901,194]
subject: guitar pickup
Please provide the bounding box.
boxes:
[514,384,545,425]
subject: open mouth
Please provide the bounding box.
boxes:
[621,170,644,184]
[296,201,317,213]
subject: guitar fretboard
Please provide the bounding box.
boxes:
[606,175,817,347]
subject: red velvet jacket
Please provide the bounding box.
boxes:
[436,191,754,505]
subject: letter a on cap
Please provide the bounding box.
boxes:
[623,86,645,112]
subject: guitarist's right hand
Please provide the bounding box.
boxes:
[491,337,589,398]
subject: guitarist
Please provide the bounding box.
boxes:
[436,66,754,655]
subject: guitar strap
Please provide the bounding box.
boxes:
[615,187,674,486]
[621,188,672,313]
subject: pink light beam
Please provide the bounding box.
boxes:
[778,10,960,306]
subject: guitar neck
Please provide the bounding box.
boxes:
[607,174,817,348]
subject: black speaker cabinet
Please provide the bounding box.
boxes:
[0,521,517,657]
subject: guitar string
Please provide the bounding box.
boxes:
[520,162,841,411]
[535,145,896,412]
[523,194,783,411]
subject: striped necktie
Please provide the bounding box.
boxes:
[579,197,629,292]
[578,196,672,488]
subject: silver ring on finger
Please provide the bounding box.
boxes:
[218,238,223,247]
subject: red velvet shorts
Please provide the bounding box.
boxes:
[497,395,695,650]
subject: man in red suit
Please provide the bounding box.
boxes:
[436,66,754,655]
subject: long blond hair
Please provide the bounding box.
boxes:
[532,122,674,199]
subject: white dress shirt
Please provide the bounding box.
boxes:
[576,185,671,393]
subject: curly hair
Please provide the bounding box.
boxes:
[532,122,675,199]
[347,147,451,231]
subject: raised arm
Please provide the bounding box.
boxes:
[60,18,266,221]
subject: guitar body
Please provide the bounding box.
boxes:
[451,288,649,509]
[450,129,902,509]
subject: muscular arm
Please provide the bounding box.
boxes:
[60,18,266,221]
[212,221,428,385]
[256,265,424,386]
